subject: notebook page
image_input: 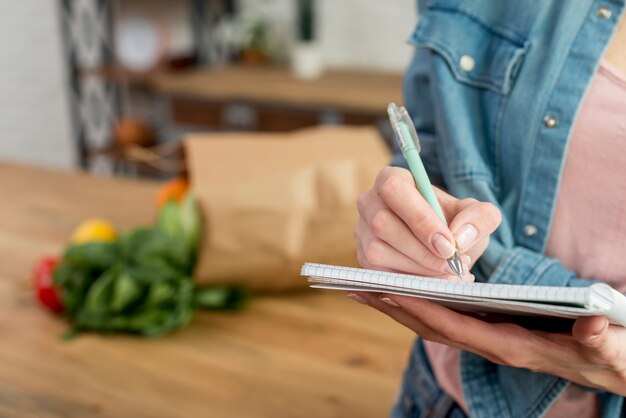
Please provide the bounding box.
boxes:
[302,263,591,305]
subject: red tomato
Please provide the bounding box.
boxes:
[33,256,64,313]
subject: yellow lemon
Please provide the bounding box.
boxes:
[71,219,117,244]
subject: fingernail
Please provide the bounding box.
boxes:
[432,233,455,258]
[464,273,475,283]
[455,225,478,251]
[347,293,367,305]
[379,296,400,307]
[462,254,471,265]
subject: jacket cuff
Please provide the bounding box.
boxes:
[487,246,593,288]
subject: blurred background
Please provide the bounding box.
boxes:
[0,0,415,177]
[0,1,419,417]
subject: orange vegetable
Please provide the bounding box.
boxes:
[156,178,189,209]
[114,117,154,147]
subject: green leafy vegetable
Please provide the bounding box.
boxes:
[195,286,250,310]
[53,193,248,338]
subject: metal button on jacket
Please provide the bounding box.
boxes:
[543,115,558,129]
[459,55,475,72]
[524,224,538,236]
[596,7,612,19]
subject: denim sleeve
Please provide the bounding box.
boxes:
[484,246,594,287]
[394,42,446,188]
[462,180,594,288]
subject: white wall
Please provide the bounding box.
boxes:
[128,0,418,73]
[0,2,76,169]
[238,0,417,72]
[319,0,417,72]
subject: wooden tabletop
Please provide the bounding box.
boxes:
[0,162,414,418]
[153,66,404,114]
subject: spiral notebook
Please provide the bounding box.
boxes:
[301,263,626,327]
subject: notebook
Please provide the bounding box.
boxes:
[301,263,626,327]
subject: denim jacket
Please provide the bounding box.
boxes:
[393,0,626,417]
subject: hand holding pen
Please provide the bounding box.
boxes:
[354,103,502,281]
[387,103,465,279]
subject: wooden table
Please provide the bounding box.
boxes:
[153,66,403,132]
[0,162,414,418]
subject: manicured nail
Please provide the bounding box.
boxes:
[455,225,478,251]
[464,273,475,283]
[379,296,400,307]
[347,293,367,304]
[432,233,455,258]
[462,254,471,265]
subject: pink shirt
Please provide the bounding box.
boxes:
[424,59,626,417]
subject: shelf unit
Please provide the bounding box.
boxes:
[59,0,233,177]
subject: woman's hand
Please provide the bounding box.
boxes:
[355,166,502,280]
[351,293,626,396]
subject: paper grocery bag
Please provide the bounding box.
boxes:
[185,126,391,291]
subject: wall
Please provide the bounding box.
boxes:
[124,0,418,73]
[0,1,76,169]
[238,0,418,72]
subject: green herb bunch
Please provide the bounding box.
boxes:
[53,193,248,338]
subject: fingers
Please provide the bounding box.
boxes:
[352,292,506,364]
[356,219,456,277]
[352,290,626,385]
[573,316,625,367]
[383,294,538,368]
[356,192,453,273]
[448,201,502,252]
[358,166,499,276]
[375,168,456,259]
[374,166,415,189]
[355,292,459,346]
[573,316,609,346]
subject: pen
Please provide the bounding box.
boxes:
[387,102,465,280]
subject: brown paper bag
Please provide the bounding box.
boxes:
[185,126,391,290]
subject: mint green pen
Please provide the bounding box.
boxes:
[387,103,464,279]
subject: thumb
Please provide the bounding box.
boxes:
[448,200,502,252]
[572,316,609,347]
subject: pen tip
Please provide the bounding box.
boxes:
[447,251,465,280]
